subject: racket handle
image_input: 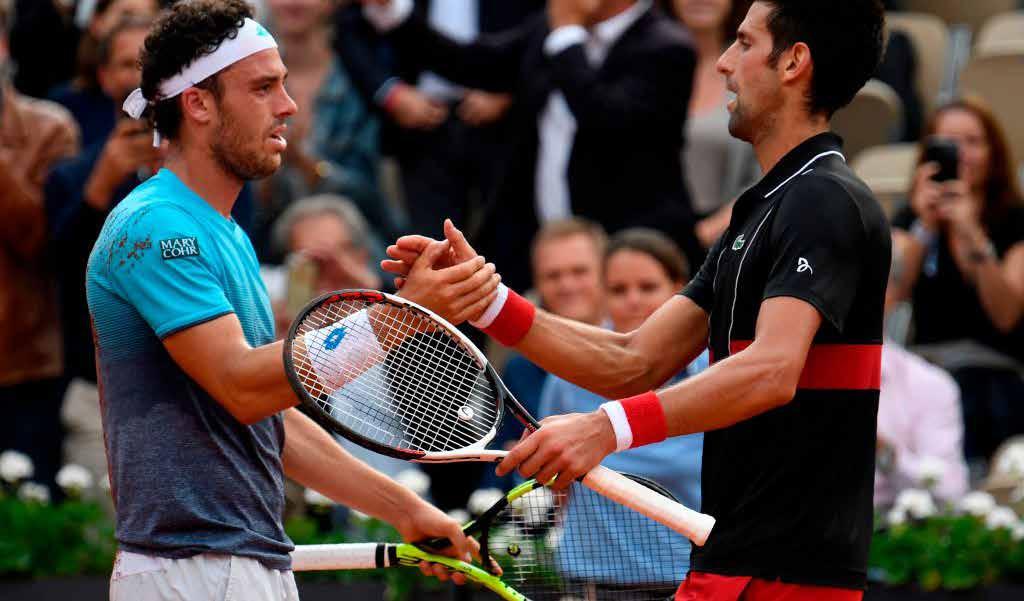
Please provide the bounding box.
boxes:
[291,543,388,571]
[581,465,715,546]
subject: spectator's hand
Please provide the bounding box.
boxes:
[388,84,448,130]
[396,238,500,324]
[396,499,480,585]
[548,0,602,29]
[382,219,481,288]
[457,91,512,127]
[300,244,381,292]
[935,179,980,232]
[908,162,946,233]
[86,120,163,209]
[496,411,616,490]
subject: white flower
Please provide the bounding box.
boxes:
[447,509,470,524]
[56,464,94,493]
[985,506,1019,530]
[395,469,430,497]
[917,456,946,489]
[303,488,334,508]
[894,488,936,519]
[0,450,34,483]
[18,482,50,504]
[522,487,555,527]
[1012,484,1024,504]
[467,488,504,515]
[544,525,563,550]
[1012,523,1024,541]
[887,507,908,527]
[959,491,997,517]
[994,443,1024,476]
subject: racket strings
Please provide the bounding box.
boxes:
[487,482,689,601]
[291,298,501,453]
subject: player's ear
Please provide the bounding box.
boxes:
[180,87,217,128]
[780,41,812,85]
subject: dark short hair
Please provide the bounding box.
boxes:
[604,228,690,283]
[138,0,253,140]
[762,0,885,118]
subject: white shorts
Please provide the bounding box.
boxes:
[110,550,300,601]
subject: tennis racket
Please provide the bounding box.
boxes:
[283,289,714,546]
[292,474,690,601]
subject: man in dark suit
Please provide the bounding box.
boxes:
[360,0,699,291]
[335,0,544,247]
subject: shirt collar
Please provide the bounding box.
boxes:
[754,132,846,199]
[591,0,650,48]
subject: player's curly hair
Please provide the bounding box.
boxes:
[138,0,254,140]
[763,0,885,119]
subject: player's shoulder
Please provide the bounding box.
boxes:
[776,168,888,235]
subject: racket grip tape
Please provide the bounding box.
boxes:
[291,543,387,571]
[581,465,715,546]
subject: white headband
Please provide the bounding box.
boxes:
[122,18,278,121]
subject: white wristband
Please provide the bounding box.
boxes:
[303,309,385,390]
[599,401,633,452]
[469,283,509,329]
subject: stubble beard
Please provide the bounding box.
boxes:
[210,109,281,182]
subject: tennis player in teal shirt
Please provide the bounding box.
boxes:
[86,2,498,599]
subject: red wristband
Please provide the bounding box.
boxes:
[483,288,535,347]
[620,391,667,448]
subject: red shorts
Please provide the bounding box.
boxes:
[675,571,864,601]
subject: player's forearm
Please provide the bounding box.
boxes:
[281,408,421,527]
[515,311,664,398]
[224,341,300,424]
[660,339,801,436]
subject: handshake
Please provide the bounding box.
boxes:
[381,219,502,325]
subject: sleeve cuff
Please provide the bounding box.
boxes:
[544,25,587,56]
[363,0,413,32]
[374,77,404,107]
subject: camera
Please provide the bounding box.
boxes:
[922,137,959,182]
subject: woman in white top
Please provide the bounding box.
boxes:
[661,0,759,248]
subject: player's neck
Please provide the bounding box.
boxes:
[163,145,243,218]
[752,111,830,175]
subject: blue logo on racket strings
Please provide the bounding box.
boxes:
[323,327,348,350]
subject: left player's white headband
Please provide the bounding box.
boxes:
[121,18,278,137]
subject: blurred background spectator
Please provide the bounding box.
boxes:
[48,0,159,147]
[359,0,702,292]
[0,0,80,495]
[890,97,1024,470]
[257,0,402,262]
[334,0,542,250]
[659,0,758,249]
[538,227,706,578]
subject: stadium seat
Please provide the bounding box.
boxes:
[886,12,950,114]
[851,143,919,216]
[832,79,903,162]
[902,0,1018,34]
[976,11,1024,56]
[959,46,1024,168]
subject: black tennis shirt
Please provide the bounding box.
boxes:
[682,133,892,589]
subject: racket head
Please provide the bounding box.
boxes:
[283,289,509,460]
[475,475,690,601]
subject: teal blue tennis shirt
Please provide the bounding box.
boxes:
[86,168,292,569]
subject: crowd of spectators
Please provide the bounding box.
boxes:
[0,0,1022,518]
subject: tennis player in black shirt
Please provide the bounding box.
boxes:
[384,1,890,599]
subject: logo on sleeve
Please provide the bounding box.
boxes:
[160,237,200,260]
[732,234,746,251]
[797,257,813,274]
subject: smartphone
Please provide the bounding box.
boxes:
[922,137,959,182]
[285,253,320,319]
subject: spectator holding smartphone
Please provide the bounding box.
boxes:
[890,97,1024,466]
